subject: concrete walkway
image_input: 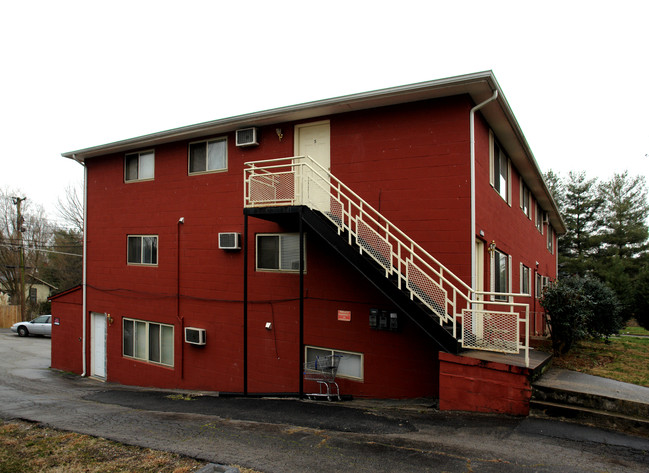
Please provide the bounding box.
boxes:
[535,368,649,406]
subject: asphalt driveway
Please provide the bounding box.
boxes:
[1,329,648,473]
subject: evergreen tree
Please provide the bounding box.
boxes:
[594,172,649,320]
[558,171,604,277]
[543,169,565,214]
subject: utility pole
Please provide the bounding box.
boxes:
[12,197,27,321]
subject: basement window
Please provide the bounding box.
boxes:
[305,346,363,381]
[123,318,174,367]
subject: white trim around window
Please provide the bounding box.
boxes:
[127,235,158,265]
[490,248,510,301]
[256,233,305,272]
[123,318,174,367]
[305,346,364,381]
[520,263,531,295]
[489,132,511,205]
[535,202,544,234]
[188,137,227,174]
[520,181,531,219]
[125,150,155,182]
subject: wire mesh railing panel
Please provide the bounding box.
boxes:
[248,172,295,205]
[461,309,520,353]
[406,259,449,322]
[356,218,392,273]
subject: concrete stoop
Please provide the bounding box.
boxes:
[531,369,649,437]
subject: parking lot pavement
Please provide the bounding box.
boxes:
[1,329,648,473]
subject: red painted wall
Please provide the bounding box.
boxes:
[50,287,83,374]
[473,115,557,336]
[52,95,555,401]
[438,352,532,415]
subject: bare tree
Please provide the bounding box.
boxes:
[57,182,84,234]
[0,188,53,319]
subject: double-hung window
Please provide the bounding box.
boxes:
[125,151,154,181]
[492,249,510,301]
[520,181,531,218]
[123,318,174,366]
[490,131,511,204]
[547,225,554,253]
[536,273,543,298]
[535,203,544,233]
[189,138,227,174]
[256,233,305,272]
[127,235,158,265]
[520,264,531,295]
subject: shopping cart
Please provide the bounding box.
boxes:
[303,354,342,401]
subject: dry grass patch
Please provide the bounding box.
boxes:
[0,420,262,473]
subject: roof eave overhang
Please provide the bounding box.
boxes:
[61,71,565,233]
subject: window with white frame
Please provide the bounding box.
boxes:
[189,137,227,174]
[536,273,544,298]
[535,203,543,233]
[492,249,510,301]
[547,225,554,253]
[490,132,511,204]
[127,235,158,265]
[520,181,531,218]
[123,318,174,366]
[125,151,154,182]
[520,264,531,295]
[305,346,363,380]
[256,233,305,272]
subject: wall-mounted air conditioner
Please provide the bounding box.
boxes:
[219,232,241,250]
[184,327,206,346]
[235,127,259,147]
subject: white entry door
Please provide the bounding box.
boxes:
[91,312,107,379]
[295,121,330,211]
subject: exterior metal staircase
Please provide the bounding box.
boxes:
[244,156,531,364]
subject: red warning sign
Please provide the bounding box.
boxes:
[337,310,351,322]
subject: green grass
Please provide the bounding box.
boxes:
[620,325,649,336]
[545,334,649,387]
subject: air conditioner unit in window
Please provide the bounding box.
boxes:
[219,232,241,250]
[235,127,259,147]
[184,327,206,346]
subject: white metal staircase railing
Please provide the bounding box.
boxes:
[244,156,530,366]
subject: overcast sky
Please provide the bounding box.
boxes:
[1,0,647,226]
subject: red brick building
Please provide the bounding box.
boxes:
[52,72,564,413]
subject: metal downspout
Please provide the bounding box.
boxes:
[72,155,88,377]
[470,90,498,295]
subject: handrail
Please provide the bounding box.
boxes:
[244,156,530,366]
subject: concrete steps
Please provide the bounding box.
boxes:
[531,369,649,437]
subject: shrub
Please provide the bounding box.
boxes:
[633,267,649,331]
[541,275,621,354]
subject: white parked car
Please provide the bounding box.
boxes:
[11,315,52,337]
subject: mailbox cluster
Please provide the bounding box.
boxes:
[369,308,401,332]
